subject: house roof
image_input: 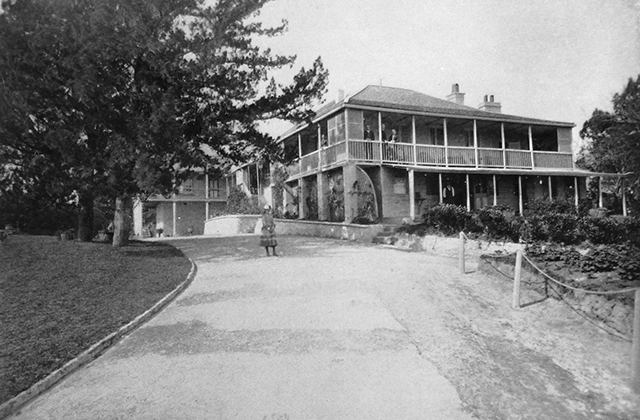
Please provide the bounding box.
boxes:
[345,85,574,127]
[278,85,574,140]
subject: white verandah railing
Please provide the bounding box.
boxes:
[286,139,574,178]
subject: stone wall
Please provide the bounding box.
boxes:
[204,216,385,242]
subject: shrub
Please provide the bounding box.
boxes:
[225,187,262,215]
[579,217,625,244]
[519,214,548,243]
[525,199,578,216]
[423,204,480,235]
[476,206,520,242]
[547,213,583,244]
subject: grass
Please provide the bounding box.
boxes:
[0,235,191,405]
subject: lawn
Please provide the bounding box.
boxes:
[0,235,191,405]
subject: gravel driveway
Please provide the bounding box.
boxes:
[10,235,639,420]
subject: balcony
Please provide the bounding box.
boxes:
[286,139,574,179]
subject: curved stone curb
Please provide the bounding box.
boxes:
[0,259,198,420]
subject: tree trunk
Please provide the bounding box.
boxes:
[76,191,94,242]
[112,195,132,247]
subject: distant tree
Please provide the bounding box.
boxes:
[578,75,640,214]
[0,0,328,245]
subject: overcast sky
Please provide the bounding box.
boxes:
[255,0,640,148]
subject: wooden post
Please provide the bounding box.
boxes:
[439,173,443,204]
[512,249,523,308]
[459,232,465,274]
[632,289,640,393]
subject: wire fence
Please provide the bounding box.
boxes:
[482,246,639,342]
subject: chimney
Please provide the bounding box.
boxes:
[478,94,502,113]
[446,83,465,105]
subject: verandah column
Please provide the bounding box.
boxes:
[443,118,449,167]
[501,123,506,168]
[518,175,524,215]
[439,173,443,204]
[345,108,350,161]
[473,119,479,168]
[575,177,580,209]
[598,176,603,208]
[466,173,471,211]
[528,126,535,168]
[548,176,553,201]
[409,169,416,220]
[378,112,383,163]
[412,116,417,166]
[493,174,497,206]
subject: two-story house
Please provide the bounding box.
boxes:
[271,84,624,224]
[135,83,627,237]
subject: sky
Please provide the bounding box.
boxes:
[254,0,640,150]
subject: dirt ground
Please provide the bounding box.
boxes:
[172,235,640,419]
[9,234,640,420]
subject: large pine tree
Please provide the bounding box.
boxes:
[0,0,328,245]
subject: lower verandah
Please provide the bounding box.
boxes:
[284,165,587,223]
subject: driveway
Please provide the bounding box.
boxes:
[10,236,639,419]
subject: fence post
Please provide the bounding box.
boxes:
[512,249,523,309]
[632,289,640,393]
[459,232,465,274]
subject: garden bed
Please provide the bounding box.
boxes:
[0,235,191,405]
[479,243,640,338]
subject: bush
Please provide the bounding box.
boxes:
[476,206,520,242]
[519,214,548,243]
[579,217,625,244]
[547,213,583,244]
[423,204,481,235]
[525,199,577,216]
[225,187,262,215]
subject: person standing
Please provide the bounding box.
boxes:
[363,124,375,159]
[260,205,278,256]
[443,182,456,204]
[364,124,375,141]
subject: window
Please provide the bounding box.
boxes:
[209,178,221,198]
[180,179,193,195]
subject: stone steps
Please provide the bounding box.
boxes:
[372,224,400,245]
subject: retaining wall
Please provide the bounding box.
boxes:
[204,215,385,242]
